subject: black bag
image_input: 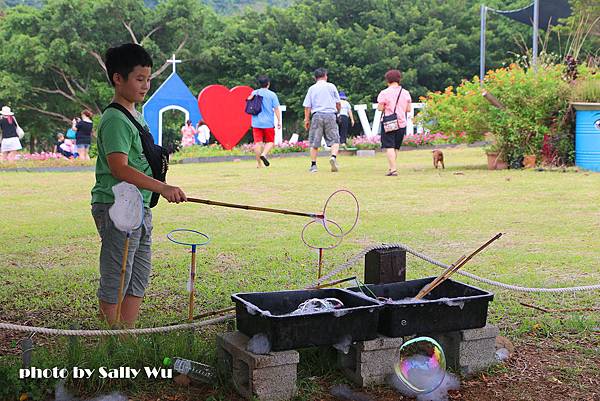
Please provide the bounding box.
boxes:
[245,94,263,115]
[381,88,403,133]
[104,103,169,208]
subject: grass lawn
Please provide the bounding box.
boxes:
[0,146,598,400]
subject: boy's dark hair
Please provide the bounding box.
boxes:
[105,43,153,86]
[257,75,270,88]
[314,68,327,79]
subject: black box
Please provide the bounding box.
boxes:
[232,288,382,351]
[348,277,493,337]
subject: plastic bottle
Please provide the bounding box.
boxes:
[164,357,216,384]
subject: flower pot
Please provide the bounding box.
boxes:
[523,154,536,168]
[486,152,507,170]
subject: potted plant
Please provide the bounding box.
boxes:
[483,133,508,170]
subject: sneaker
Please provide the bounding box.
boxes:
[260,155,270,167]
[329,157,339,172]
[309,165,318,173]
[386,170,398,176]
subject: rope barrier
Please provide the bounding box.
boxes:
[0,315,233,336]
[2,242,599,336]
[311,242,600,293]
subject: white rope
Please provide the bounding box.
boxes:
[0,315,233,336]
[3,242,600,337]
[311,243,600,293]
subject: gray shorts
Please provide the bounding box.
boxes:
[308,113,340,148]
[92,203,153,304]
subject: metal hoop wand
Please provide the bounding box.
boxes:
[167,229,210,321]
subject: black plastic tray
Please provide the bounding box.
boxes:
[232,288,382,351]
[348,277,494,337]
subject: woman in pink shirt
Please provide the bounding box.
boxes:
[377,69,412,176]
[180,120,197,147]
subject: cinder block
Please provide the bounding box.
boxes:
[217,332,299,401]
[356,335,404,352]
[357,149,376,157]
[423,324,499,377]
[336,335,403,387]
[460,324,499,341]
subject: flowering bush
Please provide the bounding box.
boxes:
[403,132,452,147]
[17,152,66,160]
[351,135,381,150]
[242,140,311,154]
[417,63,577,165]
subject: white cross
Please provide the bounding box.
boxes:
[167,54,182,74]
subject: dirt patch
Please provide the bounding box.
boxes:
[213,252,243,273]
[131,335,599,401]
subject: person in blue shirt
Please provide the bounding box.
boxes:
[248,75,281,168]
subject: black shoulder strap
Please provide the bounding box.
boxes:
[104,103,147,135]
[393,87,403,114]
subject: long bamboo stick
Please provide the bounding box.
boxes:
[415,233,502,300]
[115,235,131,324]
[187,197,324,219]
[414,254,466,300]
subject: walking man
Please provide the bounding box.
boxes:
[303,68,341,173]
[249,75,281,168]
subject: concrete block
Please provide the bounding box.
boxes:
[217,332,299,401]
[336,335,403,387]
[357,149,376,157]
[460,324,499,341]
[356,335,404,352]
[423,324,499,377]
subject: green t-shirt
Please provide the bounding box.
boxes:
[91,107,153,207]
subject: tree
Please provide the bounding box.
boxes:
[0,0,215,149]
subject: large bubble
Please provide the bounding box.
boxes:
[394,336,446,394]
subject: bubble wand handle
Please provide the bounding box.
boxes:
[188,245,197,322]
[116,233,131,324]
[187,197,324,219]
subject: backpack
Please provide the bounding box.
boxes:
[245,94,263,115]
[104,103,169,208]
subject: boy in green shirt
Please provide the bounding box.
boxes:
[91,43,186,327]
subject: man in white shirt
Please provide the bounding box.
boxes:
[303,68,341,173]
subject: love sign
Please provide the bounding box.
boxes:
[197,85,253,150]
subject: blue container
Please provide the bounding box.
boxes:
[574,103,600,172]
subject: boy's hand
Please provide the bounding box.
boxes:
[160,184,187,203]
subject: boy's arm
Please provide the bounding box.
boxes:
[107,153,186,203]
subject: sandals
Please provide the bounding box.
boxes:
[386,170,398,176]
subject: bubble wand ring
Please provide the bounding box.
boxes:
[301,219,343,250]
[302,219,343,279]
[167,229,210,321]
[320,189,360,238]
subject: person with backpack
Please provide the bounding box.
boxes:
[246,75,281,168]
[91,43,186,327]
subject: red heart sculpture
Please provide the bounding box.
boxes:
[198,85,253,150]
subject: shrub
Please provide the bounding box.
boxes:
[418,63,575,165]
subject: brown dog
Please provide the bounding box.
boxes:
[432,149,444,169]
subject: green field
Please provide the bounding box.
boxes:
[1,146,599,399]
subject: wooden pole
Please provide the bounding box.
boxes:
[188,245,197,321]
[415,233,502,300]
[187,197,324,219]
[116,235,130,323]
[318,248,324,279]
